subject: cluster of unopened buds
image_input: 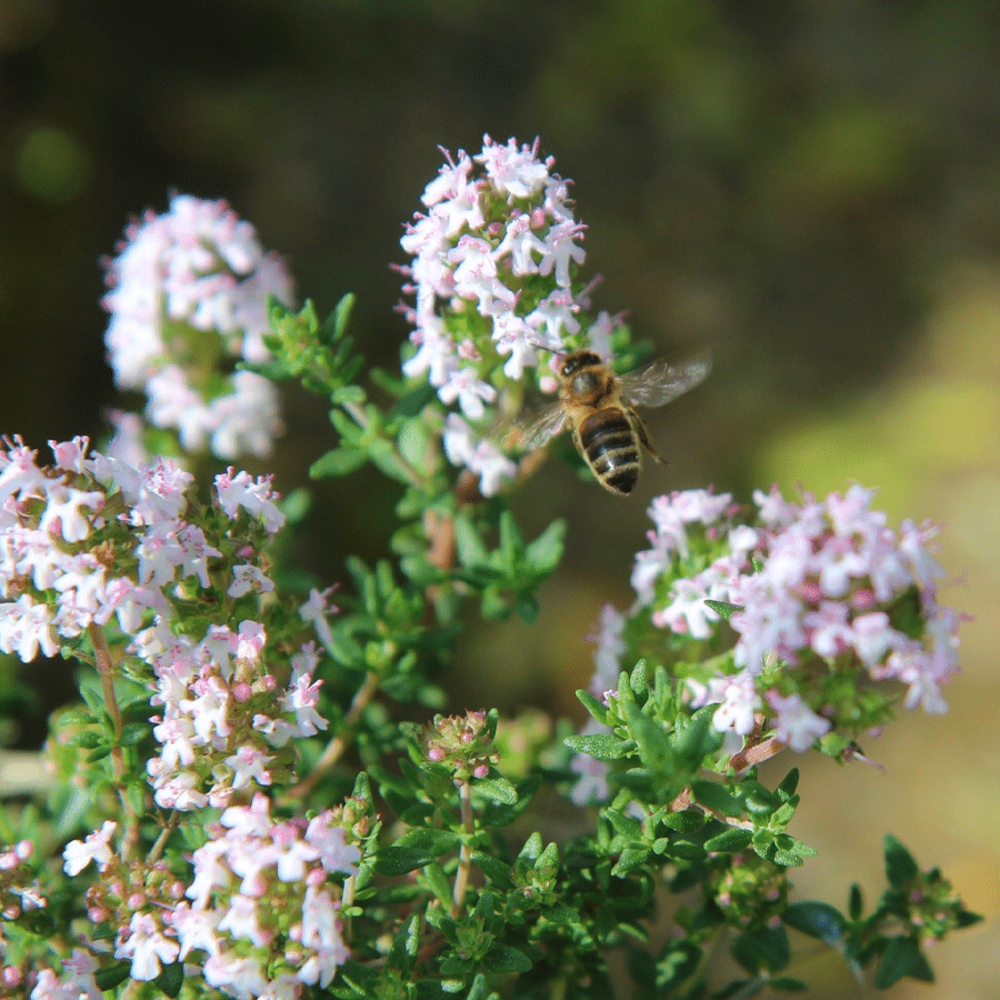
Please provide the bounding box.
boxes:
[0,840,43,923]
[424,710,499,781]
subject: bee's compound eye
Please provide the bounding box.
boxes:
[560,351,601,378]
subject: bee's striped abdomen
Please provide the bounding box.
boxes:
[578,408,640,495]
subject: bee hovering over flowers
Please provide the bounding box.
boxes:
[519,349,712,495]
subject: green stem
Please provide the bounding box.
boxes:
[450,778,474,919]
[89,624,142,859]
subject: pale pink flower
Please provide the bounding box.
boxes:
[766,690,831,752]
[62,821,118,876]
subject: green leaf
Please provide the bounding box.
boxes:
[118,723,149,747]
[886,585,923,640]
[783,902,845,946]
[480,774,541,828]
[94,963,131,991]
[655,938,702,993]
[473,777,518,805]
[626,704,672,767]
[518,831,544,862]
[153,962,185,998]
[453,514,489,568]
[389,381,438,419]
[325,292,356,343]
[368,438,412,483]
[848,882,864,919]
[394,828,461,856]
[66,731,102,749]
[691,778,741,816]
[414,979,462,999]
[605,809,644,841]
[629,659,649,697]
[776,768,800,798]
[704,827,754,853]
[388,914,420,976]
[575,689,611,725]
[659,810,706,834]
[397,418,432,474]
[515,593,539,623]
[611,847,650,877]
[875,936,934,988]
[655,840,698,862]
[332,384,366,405]
[337,958,380,997]
[731,926,790,975]
[311,447,368,478]
[373,846,435,876]
[524,518,566,574]
[770,977,809,992]
[482,945,532,973]
[672,705,724,772]
[704,598,744,620]
[464,973,501,1000]
[884,834,919,889]
[470,852,514,889]
[564,732,631,761]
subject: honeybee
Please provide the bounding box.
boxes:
[520,350,712,495]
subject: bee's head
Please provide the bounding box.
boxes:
[559,350,602,378]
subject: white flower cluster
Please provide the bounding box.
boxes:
[172,794,360,997]
[56,797,359,995]
[103,194,293,459]
[399,136,594,495]
[0,437,334,809]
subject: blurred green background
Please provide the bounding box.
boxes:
[1,1,997,994]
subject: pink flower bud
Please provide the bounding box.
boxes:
[2,966,24,987]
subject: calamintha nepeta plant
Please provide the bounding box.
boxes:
[0,136,981,1000]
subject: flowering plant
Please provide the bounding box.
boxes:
[0,137,980,1000]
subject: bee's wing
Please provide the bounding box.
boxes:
[619,354,712,408]
[516,403,568,451]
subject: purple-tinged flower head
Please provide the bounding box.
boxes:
[102,194,294,460]
[29,951,103,1000]
[170,793,359,998]
[575,485,964,786]
[585,604,627,697]
[400,136,617,496]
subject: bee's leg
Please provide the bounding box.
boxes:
[632,411,669,465]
